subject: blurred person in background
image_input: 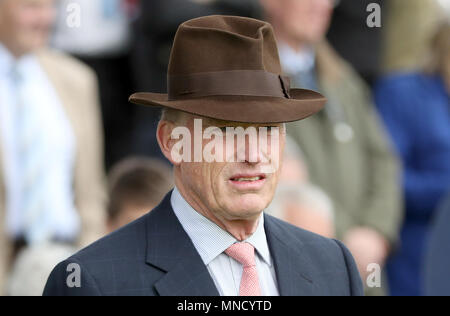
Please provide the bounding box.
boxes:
[107,157,173,232]
[6,242,76,296]
[382,0,441,74]
[0,0,106,294]
[266,136,335,239]
[130,0,262,161]
[375,21,450,296]
[326,0,385,86]
[260,0,403,295]
[52,0,137,170]
[424,192,450,295]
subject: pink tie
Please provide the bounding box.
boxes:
[225,242,261,296]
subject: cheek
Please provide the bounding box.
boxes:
[180,163,201,190]
[183,162,222,202]
[19,8,51,35]
[287,11,308,33]
[267,174,280,197]
[287,1,314,27]
[210,164,228,195]
[42,6,57,26]
[17,8,38,29]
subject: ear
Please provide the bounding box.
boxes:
[156,120,180,166]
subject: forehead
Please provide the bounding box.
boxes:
[1,0,54,9]
[185,114,284,128]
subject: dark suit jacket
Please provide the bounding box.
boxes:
[43,193,363,296]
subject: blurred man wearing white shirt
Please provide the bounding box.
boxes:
[0,0,106,295]
[52,0,135,170]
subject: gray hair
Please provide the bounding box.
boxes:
[265,183,335,222]
[160,108,188,124]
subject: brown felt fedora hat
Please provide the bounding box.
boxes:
[129,15,326,123]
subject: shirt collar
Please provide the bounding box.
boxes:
[170,187,272,266]
[278,41,316,75]
[0,42,36,80]
[0,42,15,77]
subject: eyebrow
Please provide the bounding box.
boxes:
[205,121,282,128]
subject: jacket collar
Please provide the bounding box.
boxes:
[145,191,317,296]
[170,187,272,266]
[264,214,317,296]
[145,192,219,296]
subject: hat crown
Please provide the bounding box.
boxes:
[128,15,326,125]
[168,15,282,75]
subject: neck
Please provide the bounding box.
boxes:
[0,41,26,59]
[174,178,260,241]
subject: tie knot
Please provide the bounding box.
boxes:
[225,242,256,267]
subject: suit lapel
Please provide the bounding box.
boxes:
[145,193,319,296]
[264,214,317,296]
[145,193,219,296]
[36,51,78,137]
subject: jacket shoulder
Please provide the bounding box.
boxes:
[265,213,335,246]
[265,214,346,263]
[72,214,149,263]
[36,49,97,86]
[44,213,158,296]
[265,214,364,296]
[316,41,372,102]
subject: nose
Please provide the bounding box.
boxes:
[236,134,264,165]
[245,141,263,165]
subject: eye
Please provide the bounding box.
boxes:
[266,126,279,132]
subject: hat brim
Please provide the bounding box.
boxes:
[129,88,326,124]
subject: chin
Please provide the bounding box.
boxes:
[227,194,269,218]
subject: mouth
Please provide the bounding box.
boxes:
[228,174,267,190]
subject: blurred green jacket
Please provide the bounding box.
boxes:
[287,41,403,247]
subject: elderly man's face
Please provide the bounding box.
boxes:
[160,114,285,223]
[0,0,56,56]
[262,0,334,45]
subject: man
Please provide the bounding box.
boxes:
[44,15,363,296]
[52,0,135,170]
[0,0,105,293]
[326,0,385,85]
[260,0,403,295]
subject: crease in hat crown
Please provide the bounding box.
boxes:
[167,15,283,76]
[128,15,327,124]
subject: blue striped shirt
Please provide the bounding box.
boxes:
[171,187,279,296]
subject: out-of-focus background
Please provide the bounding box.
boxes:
[0,0,449,296]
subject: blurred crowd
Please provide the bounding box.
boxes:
[0,0,449,296]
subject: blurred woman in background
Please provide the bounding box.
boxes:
[375,21,450,296]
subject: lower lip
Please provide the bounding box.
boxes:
[228,178,266,190]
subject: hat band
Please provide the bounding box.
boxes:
[167,70,291,101]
